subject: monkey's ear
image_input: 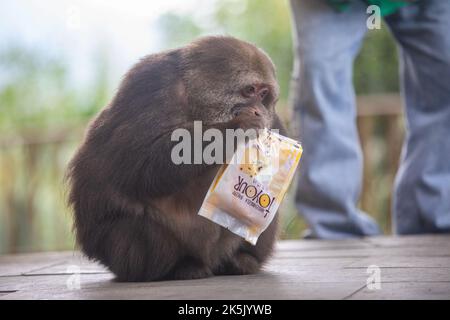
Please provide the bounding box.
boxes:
[271,114,288,137]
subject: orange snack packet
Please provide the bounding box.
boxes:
[198,129,303,245]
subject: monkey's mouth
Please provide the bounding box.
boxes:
[231,103,264,118]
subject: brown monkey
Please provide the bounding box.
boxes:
[66,36,287,282]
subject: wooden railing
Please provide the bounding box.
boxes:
[0,94,404,253]
[357,94,404,232]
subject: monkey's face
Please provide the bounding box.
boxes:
[183,37,279,127]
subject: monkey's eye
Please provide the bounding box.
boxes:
[242,85,257,98]
[259,88,269,100]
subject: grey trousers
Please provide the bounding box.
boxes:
[290,0,450,238]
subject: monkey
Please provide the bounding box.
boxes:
[66,36,288,282]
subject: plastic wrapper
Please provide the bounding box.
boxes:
[198,129,303,245]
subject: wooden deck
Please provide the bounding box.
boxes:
[1,235,449,300]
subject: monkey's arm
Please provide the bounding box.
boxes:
[139,121,236,199]
[142,113,288,198]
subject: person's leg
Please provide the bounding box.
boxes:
[385,1,450,234]
[290,0,381,238]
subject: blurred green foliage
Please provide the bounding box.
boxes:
[354,25,400,94]
[0,46,110,253]
[158,0,399,98]
[0,46,110,134]
[1,0,401,254]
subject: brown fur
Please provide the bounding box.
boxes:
[66,36,287,281]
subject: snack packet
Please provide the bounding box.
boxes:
[198,129,303,245]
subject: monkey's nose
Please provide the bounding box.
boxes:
[246,105,262,116]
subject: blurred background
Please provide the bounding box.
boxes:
[0,0,403,254]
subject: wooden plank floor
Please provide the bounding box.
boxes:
[1,235,449,299]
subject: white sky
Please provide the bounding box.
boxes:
[0,0,212,89]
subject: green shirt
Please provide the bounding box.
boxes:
[328,0,414,16]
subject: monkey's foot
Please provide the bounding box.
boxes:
[169,260,213,280]
[219,252,261,276]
